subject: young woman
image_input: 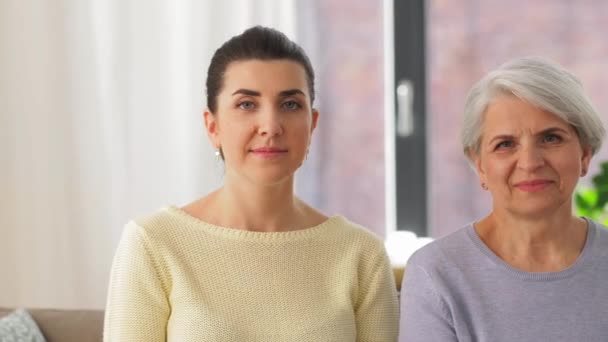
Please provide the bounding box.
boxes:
[104,26,399,342]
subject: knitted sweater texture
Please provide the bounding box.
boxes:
[104,206,399,341]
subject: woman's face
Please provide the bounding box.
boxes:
[471,95,592,218]
[205,59,318,186]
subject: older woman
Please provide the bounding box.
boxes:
[399,57,608,341]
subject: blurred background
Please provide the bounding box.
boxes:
[1,0,607,309]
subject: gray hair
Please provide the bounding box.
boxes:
[461,56,605,160]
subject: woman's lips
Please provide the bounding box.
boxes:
[250,147,288,158]
[513,179,553,192]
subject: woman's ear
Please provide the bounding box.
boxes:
[580,145,593,177]
[468,147,487,183]
[204,109,221,149]
[311,109,319,133]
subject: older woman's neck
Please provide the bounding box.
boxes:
[475,209,588,272]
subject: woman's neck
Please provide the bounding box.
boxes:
[185,173,326,232]
[475,208,588,272]
[219,179,300,231]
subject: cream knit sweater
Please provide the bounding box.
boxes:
[103,206,399,341]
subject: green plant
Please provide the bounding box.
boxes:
[575,161,608,225]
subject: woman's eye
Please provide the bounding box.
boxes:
[238,101,255,110]
[495,141,513,150]
[543,133,562,143]
[282,100,301,111]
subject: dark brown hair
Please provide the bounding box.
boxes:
[205,26,315,113]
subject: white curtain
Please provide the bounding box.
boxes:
[0,0,296,310]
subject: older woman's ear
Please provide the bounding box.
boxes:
[465,147,478,169]
[467,147,487,184]
[580,145,593,177]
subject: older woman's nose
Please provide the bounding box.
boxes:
[517,144,545,171]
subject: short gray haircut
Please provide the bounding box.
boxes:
[461,56,605,160]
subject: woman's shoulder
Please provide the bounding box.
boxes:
[591,219,608,237]
[132,206,180,231]
[111,208,180,268]
[296,199,383,245]
[118,206,188,246]
[406,224,474,271]
[588,219,608,252]
[325,216,386,246]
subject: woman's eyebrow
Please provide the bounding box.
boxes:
[534,127,570,136]
[231,89,260,96]
[488,134,514,145]
[278,89,305,97]
[230,89,305,97]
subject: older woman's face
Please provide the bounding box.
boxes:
[472,95,592,218]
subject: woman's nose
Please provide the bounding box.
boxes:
[517,144,545,171]
[257,109,283,137]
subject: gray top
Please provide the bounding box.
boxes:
[398,219,608,342]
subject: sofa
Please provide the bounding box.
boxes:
[0,307,104,342]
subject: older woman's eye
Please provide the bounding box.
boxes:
[281,100,301,111]
[238,101,255,110]
[543,133,562,143]
[495,141,513,150]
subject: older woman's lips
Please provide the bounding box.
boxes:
[514,180,552,192]
[250,147,288,159]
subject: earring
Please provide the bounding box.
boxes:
[481,183,488,190]
[214,147,223,162]
[581,168,587,176]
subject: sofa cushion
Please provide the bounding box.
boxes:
[0,308,46,342]
[0,308,103,342]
